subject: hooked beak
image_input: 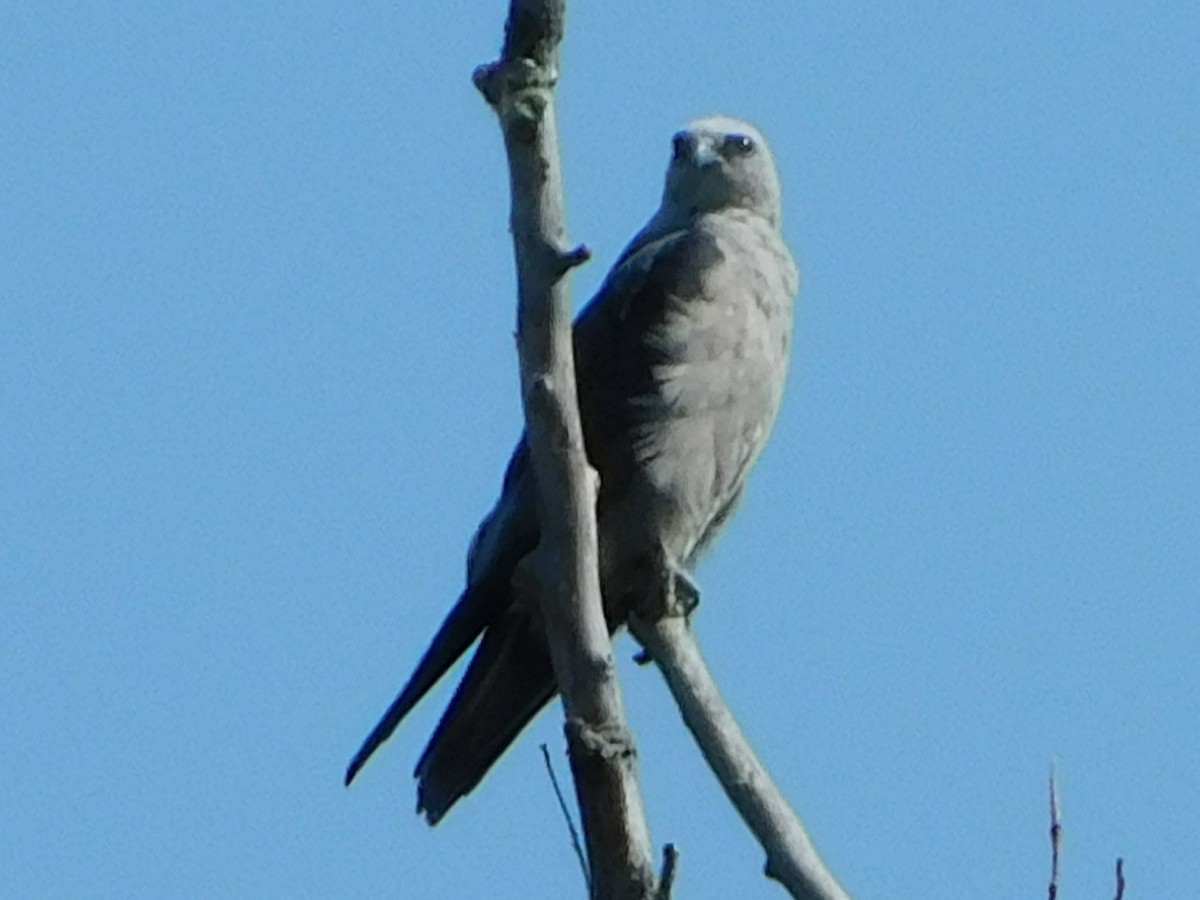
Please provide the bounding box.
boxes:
[691,140,720,168]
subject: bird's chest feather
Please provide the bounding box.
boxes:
[627,223,794,514]
[641,227,792,421]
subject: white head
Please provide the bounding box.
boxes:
[661,116,784,227]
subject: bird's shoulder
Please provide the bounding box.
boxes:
[575,215,735,334]
[574,211,796,357]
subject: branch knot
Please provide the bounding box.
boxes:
[472,57,557,135]
[566,717,636,762]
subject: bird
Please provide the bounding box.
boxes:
[346,115,800,825]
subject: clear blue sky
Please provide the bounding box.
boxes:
[4,3,1197,897]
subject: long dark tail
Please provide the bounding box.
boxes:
[345,586,498,787]
[414,605,557,824]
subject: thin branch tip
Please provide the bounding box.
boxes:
[656,843,680,899]
[1048,765,1062,900]
[558,242,592,270]
[540,743,590,890]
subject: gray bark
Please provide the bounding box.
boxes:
[630,609,850,899]
[473,2,658,897]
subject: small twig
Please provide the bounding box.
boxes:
[655,843,679,899]
[552,242,592,277]
[1048,763,1061,900]
[541,742,590,891]
[1114,857,1125,900]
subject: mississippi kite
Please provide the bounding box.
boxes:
[346,116,800,824]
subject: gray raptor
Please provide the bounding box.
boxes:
[346,116,800,825]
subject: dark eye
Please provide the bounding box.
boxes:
[722,133,756,156]
[671,132,692,161]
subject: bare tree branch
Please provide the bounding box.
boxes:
[629,596,849,900]
[1114,857,1125,900]
[473,1,657,896]
[1049,764,1061,900]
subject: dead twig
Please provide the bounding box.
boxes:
[541,743,590,891]
[1049,764,1061,900]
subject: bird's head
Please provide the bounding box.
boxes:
[661,116,783,227]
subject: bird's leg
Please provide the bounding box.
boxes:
[653,545,702,620]
[666,562,702,620]
[633,549,701,665]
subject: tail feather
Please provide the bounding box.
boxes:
[415,606,557,824]
[345,586,498,786]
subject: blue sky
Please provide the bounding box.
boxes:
[3,2,1197,897]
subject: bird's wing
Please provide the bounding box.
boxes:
[403,226,711,816]
[344,441,539,786]
[571,224,702,480]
